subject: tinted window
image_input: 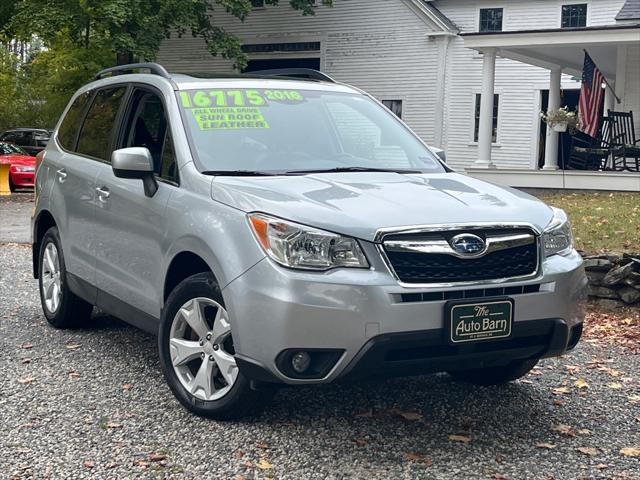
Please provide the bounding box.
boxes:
[160,134,179,183]
[1,131,27,145]
[125,92,167,168]
[58,92,92,151]
[77,87,126,160]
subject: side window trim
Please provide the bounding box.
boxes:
[116,83,180,186]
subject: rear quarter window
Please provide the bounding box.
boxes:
[77,87,127,160]
[58,92,92,151]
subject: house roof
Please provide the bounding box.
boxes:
[616,0,640,20]
[420,1,460,32]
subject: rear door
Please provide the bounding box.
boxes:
[49,86,127,289]
[93,86,179,319]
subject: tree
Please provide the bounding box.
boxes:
[9,0,332,67]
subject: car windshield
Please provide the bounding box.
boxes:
[178,88,445,175]
[0,142,27,156]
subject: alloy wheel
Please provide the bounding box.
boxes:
[169,297,238,401]
[41,242,62,313]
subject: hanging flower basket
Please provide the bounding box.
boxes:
[540,107,578,133]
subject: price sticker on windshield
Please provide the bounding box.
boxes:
[180,89,305,109]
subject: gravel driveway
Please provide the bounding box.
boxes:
[1,244,638,480]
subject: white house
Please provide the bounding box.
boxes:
[157,0,640,191]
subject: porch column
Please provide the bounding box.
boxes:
[543,66,562,170]
[475,48,497,168]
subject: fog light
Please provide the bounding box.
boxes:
[291,351,311,374]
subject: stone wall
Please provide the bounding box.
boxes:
[584,254,640,306]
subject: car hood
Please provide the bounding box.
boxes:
[211,172,554,241]
[0,154,36,166]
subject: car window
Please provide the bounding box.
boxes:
[1,132,26,145]
[77,87,126,160]
[0,142,28,155]
[160,133,179,183]
[123,89,177,182]
[59,92,92,151]
[178,89,443,174]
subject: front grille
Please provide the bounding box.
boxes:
[382,228,539,284]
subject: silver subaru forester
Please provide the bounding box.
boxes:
[32,63,587,419]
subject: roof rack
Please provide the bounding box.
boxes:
[95,62,172,81]
[247,68,336,83]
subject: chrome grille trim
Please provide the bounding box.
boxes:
[375,223,543,288]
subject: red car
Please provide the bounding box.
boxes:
[0,142,36,191]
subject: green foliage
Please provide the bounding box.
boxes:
[0,0,332,131]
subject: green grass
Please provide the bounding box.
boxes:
[535,191,640,255]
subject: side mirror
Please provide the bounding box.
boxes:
[111,147,158,197]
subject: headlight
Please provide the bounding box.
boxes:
[543,207,574,256]
[248,213,369,270]
[14,165,35,172]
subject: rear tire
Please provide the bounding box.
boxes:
[9,177,16,192]
[38,227,94,328]
[448,358,538,386]
[158,272,272,419]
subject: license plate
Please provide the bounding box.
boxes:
[447,299,513,344]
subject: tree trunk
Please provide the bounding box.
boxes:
[116,51,133,65]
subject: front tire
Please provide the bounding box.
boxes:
[448,358,538,386]
[158,272,270,419]
[38,227,93,328]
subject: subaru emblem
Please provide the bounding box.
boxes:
[450,233,486,256]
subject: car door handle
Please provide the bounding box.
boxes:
[95,186,111,202]
[56,168,67,183]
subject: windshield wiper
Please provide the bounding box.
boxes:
[201,170,280,177]
[285,167,423,175]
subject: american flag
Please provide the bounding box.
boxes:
[578,52,605,137]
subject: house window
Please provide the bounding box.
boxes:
[382,100,403,119]
[479,8,503,32]
[561,4,587,28]
[251,0,265,8]
[474,93,499,143]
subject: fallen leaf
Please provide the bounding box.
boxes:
[20,343,33,350]
[620,447,640,457]
[629,395,640,402]
[66,343,81,350]
[495,454,505,464]
[83,460,94,469]
[574,378,589,389]
[403,452,433,466]
[234,476,247,480]
[17,377,36,385]
[106,463,119,470]
[552,386,570,395]
[21,358,32,364]
[256,442,269,449]
[149,453,166,462]
[551,424,575,437]
[594,464,608,470]
[536,443,556,449]
[553,400,564,406]
[607,382,623,389]
[448,434,471,444]
[576,447,599,456]
[105,422,123,429]
[565,365,580,374]
[397,411,423,421]
[122,384,132,391]
[492,474,508,480]
[576,429,591,435]
[67,371,81,378]
[256,458,273,470]
[133,459,149,468]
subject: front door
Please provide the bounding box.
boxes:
[93,87,179,319]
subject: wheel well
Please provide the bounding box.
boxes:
[32,210,57,278]
[164,252,212,301]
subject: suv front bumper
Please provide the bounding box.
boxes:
[224,249,587,385]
